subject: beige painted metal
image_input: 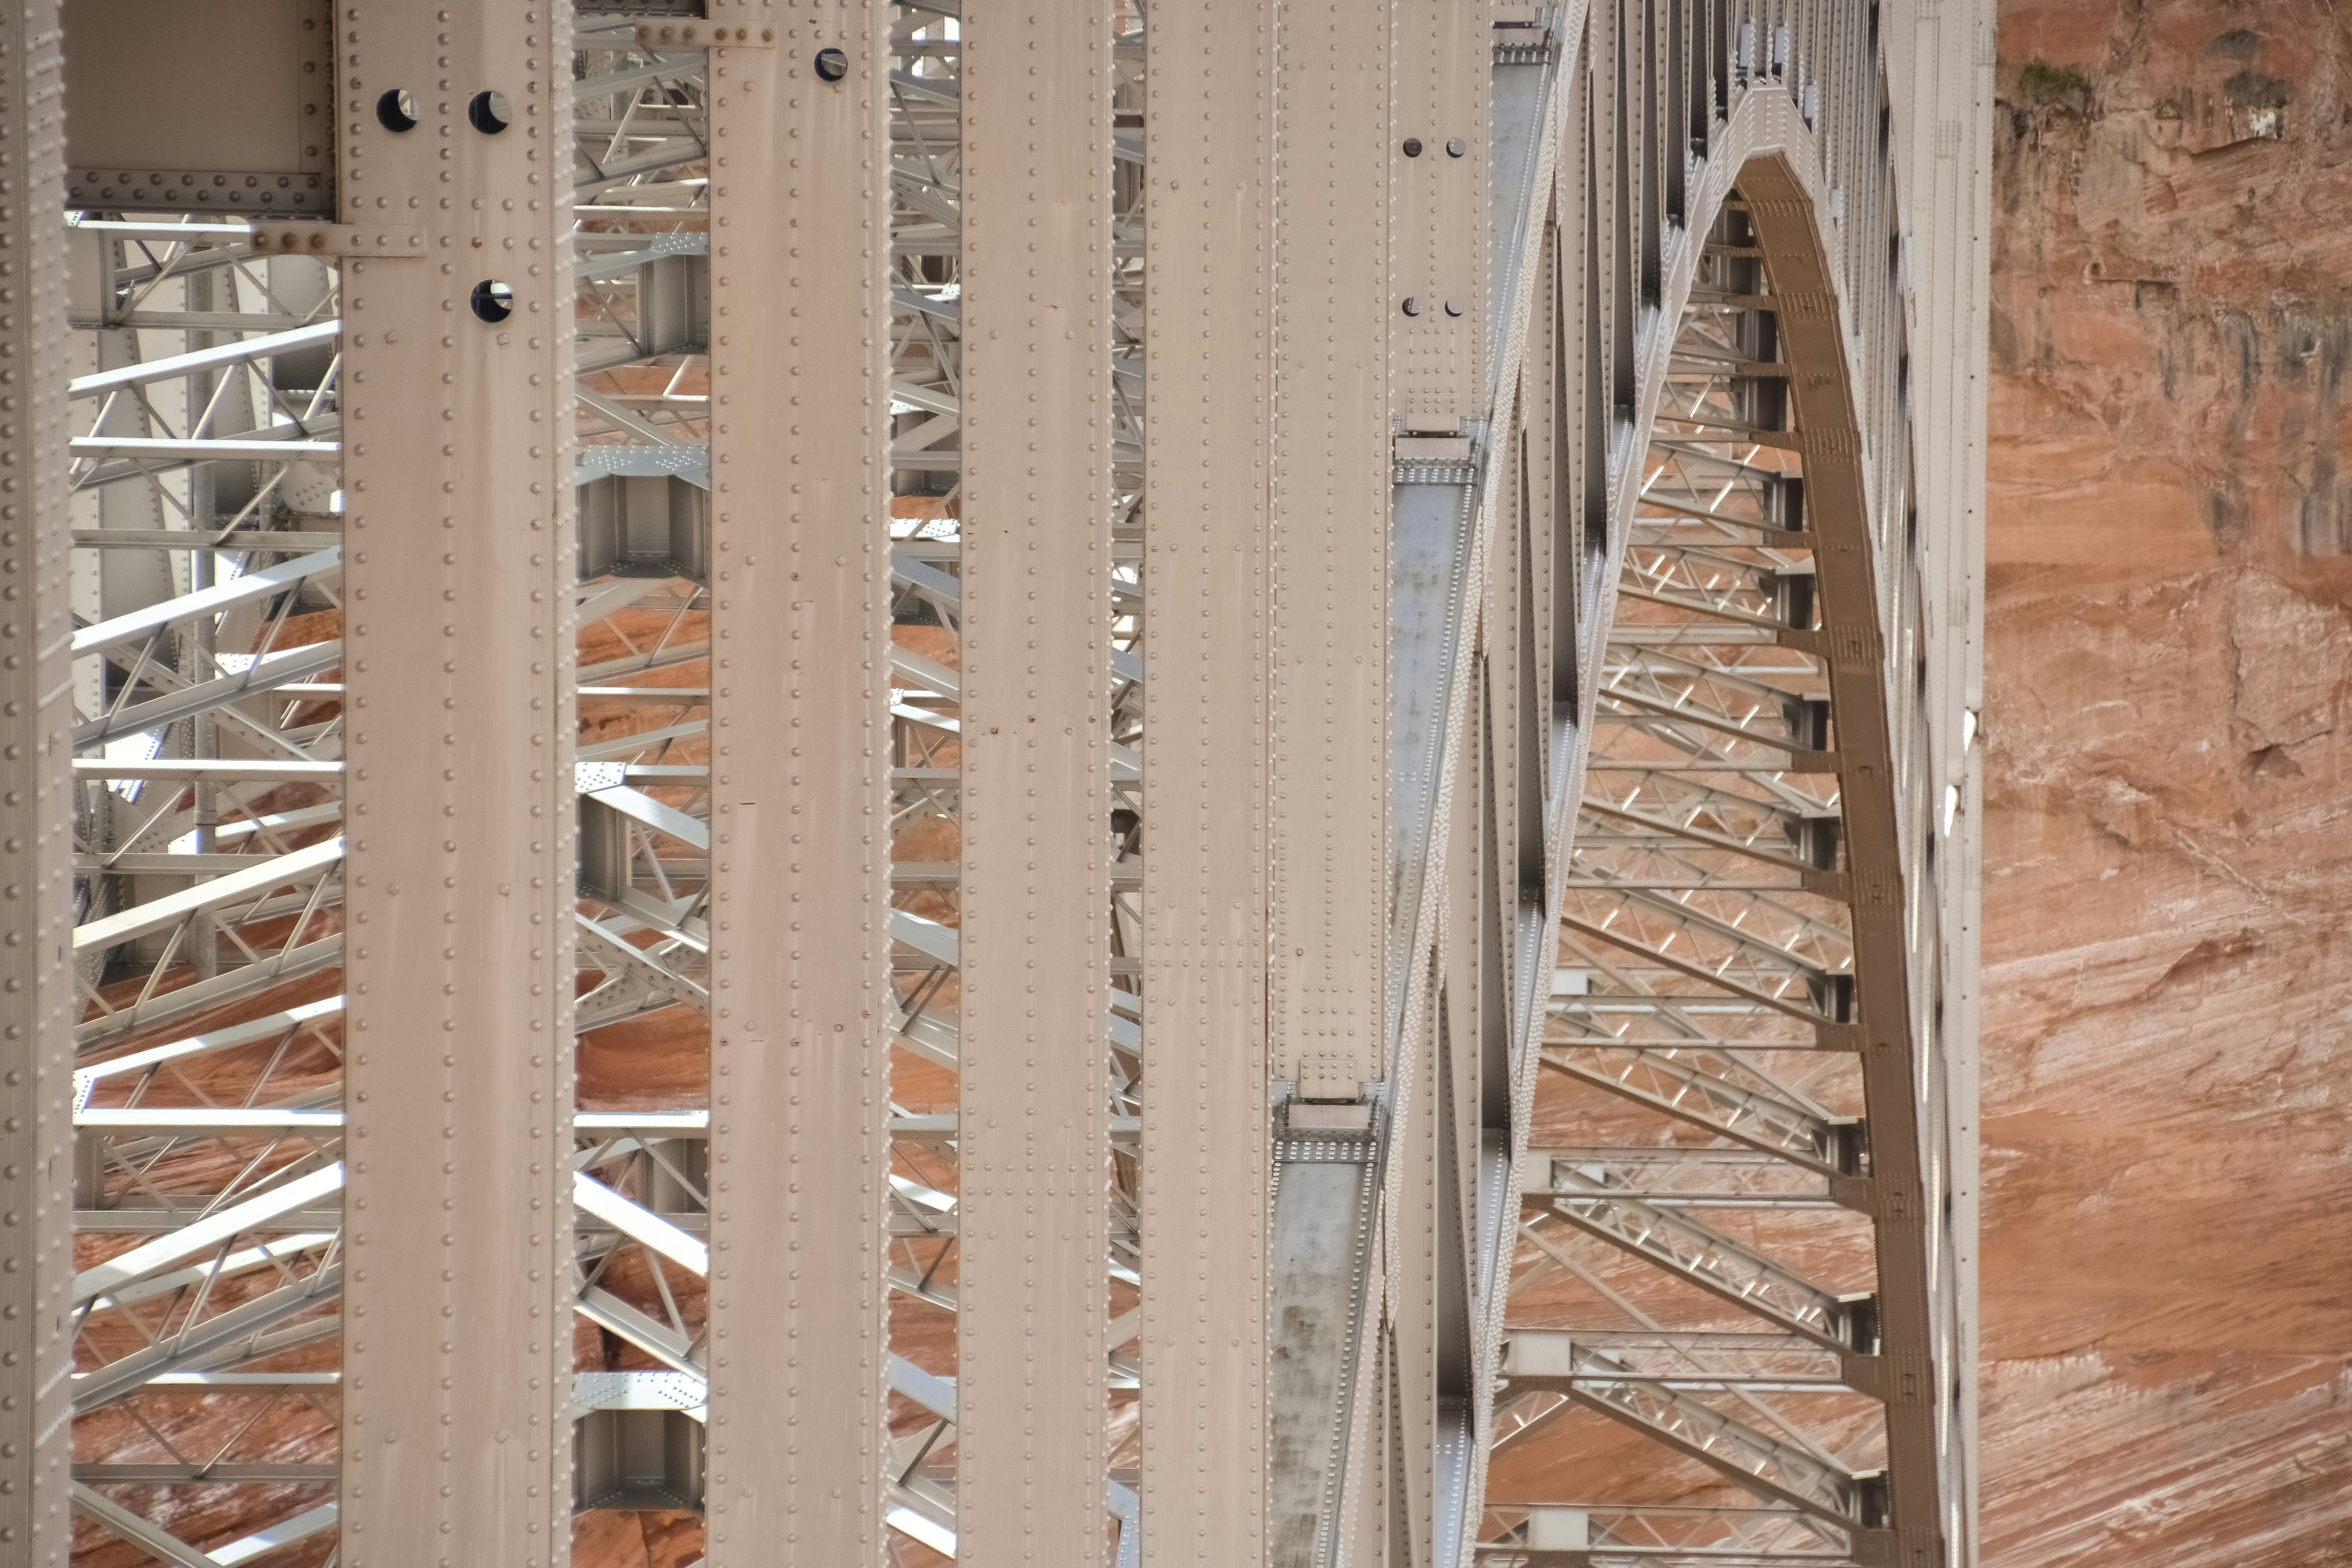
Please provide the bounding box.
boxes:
[702,7,892,1563]
[336,3,576,1562]
[1391,976,1440,1565]
[1139,0,1270,1558]
[1886,5,1994,1551]
[956,0,1114,1560]
[60,0,334,212]
[1744,154,1940,1564]
[1270,0,1388,1096]
[1486,2,1982,1542]
[1391,0,1489,432]
[0,0,73,1555]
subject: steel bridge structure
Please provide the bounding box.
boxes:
[0,0,1988,1564]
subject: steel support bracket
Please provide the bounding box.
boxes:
[248,223,423,258]
[636,20,778,48]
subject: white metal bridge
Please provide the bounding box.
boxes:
[0,0,1988,1563]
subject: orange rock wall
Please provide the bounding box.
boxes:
[1985,4,2352,1562]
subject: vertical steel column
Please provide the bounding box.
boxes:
[957,1,1114,1561]
[1141,0,1270,1557]
[703,8,892,1562]
[0,2,71,1557]
[1391,0,1488,432]
[1270,0,1388,1100]
[1262,3,1391,1557]
[337,4,576,1562]
[1387,4,1489,1557]
[1891,3,1994,1551]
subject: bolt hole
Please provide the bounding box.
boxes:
[376,88,419,132]
[1401,136,1423,157]
[470,280,514,322]
[1446,137,1466,157]
[1443,297,1464,318]
[814,47,849,81]
[468,90,513,133]
[1401,296,1424,317]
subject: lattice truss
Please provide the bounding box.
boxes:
[58,19,723,1562]
[1488,279,1887,1568]
[1476,9,1965,1568]
[36,0,1974,1564]
[54,4,1149,1563]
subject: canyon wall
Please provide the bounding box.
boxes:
[1983,3,2352,1562]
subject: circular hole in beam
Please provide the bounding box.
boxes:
[471,280,515,322]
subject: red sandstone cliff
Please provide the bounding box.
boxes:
[1984,3,2352,1562]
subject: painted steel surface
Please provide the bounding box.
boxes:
[955,1,1116,1562]
[0,0,74,1556]
[1140,0,1272,1558]
[27,3,1988,1565]
[702,4,893,1562]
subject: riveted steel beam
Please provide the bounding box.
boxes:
[1141,0,1271,1557]
[954,0,1116,1561]
[700,6,893,1561]
[335,0,576,1559]
[0,0,74,1557]
[1261,0,1394,1552]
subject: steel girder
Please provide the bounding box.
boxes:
[14,1,1984,1566]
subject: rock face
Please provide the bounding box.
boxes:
[1985,4,2352,1563]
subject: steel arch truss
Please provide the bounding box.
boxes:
[1470,9,1977,1568]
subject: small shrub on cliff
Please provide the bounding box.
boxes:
[2012,58,2093,116]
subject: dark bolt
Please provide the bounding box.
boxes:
[1401,296,1424,317]
[468,90,512,133]
[376,89,419,132]
[470,280,514,322]
[1401,136,1424,157]
[1445,136,1466,157]
[815,47,849,81]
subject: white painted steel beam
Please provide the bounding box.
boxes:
[72,1163,343,1306]
[68,548,339,657]
[68,834,340,951]
[67,320,342,399]
[72,1264,345,1414]
[70,435,342,462]
[69,1483,219,1568]
[72,758,344,784]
